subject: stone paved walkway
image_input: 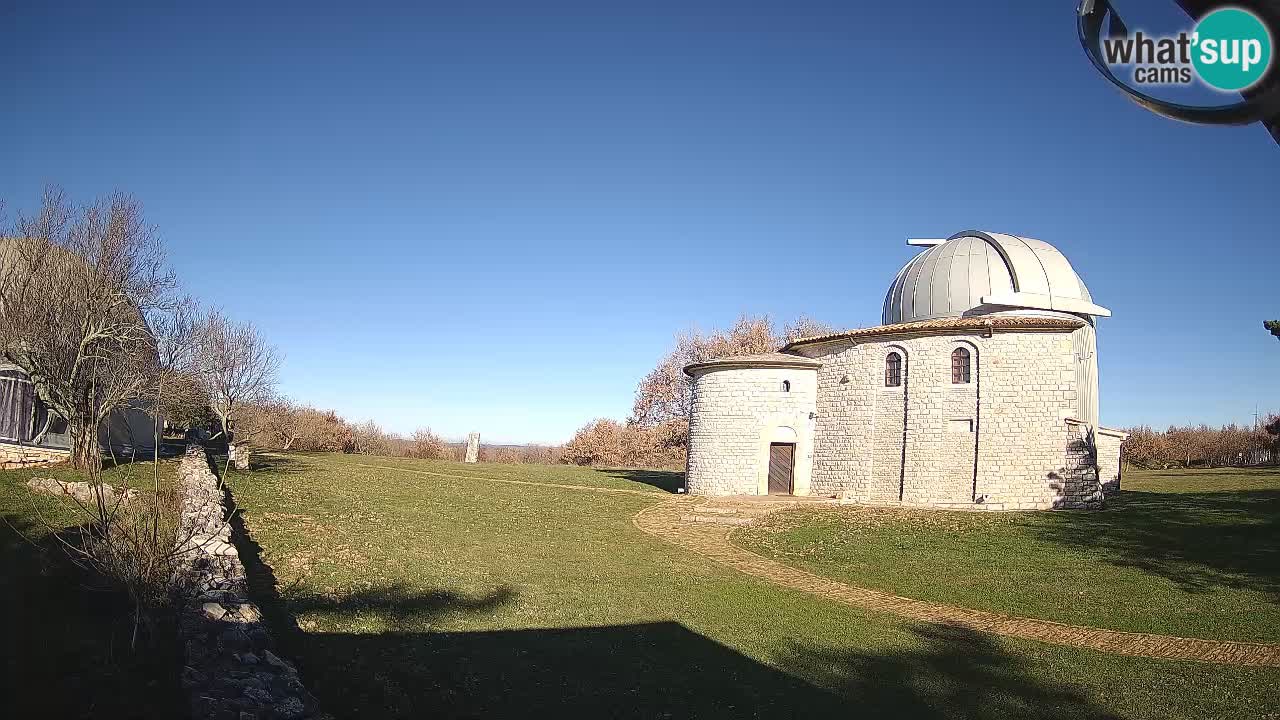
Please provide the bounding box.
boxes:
[634,496,1280,668]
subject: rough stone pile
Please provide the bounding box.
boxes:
[175,445,325,720]
[25,477,139,506]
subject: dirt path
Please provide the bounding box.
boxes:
[633,497,1280,668]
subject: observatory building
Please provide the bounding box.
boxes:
[683,231,1126,510]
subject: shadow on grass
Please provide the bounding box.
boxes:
[98,442,187,470]
[223,488,1121,719]
[213,452,312,483]
[599,468,685,493]
[244,452,311,475]
[1030,482,1280,597]
[0,509,183,719]
[779,623,1121,720]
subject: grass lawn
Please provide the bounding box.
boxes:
[225,453,1279,719]
[0,458,185,719]
[735,466,1280,645]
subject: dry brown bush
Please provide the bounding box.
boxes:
[346,420,394,456]
[291,407,354,451]
[236,400,355,453]
[404,428,446,459]
[560,418,686,470]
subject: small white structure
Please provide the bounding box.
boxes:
[684,231,1127,510]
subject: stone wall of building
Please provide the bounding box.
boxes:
[1053,421,1105,509]
[973,330,1080,510]
[0,442,69,469]
[794,327,1098,510]
[686,366,817,495]
[1096,427,1126,493]
[175,445,326,720]
[868,359,906,502]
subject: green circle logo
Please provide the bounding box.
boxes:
[1191,7,1273,91]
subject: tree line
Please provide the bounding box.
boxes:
[1122,419,1279,469]
[235,402,558,464]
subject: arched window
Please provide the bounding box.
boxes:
[951,347,971,384]
[782,380,791,392]
[885,352,902,387]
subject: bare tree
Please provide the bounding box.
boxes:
[6,260,204,648]
[629,315,778,428]
[144,298,208,453]
[0,187,175,470]
[630,314,833,428]
[194,310,279,470]
[782,315,837,344]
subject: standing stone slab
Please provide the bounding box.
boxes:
[464,432,480,464]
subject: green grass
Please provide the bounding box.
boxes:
[735,466,1280,644]
[0,458,184,719]
[224,454,1279,719]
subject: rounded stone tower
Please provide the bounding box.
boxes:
[683,353,819,496]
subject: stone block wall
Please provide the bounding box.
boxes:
[686,366,817,495]
[868,369,906,502]
[1052,422,1105,509]
[175,445,326,720]
[902,340,981,505]
[0,442,69,469]
[794,327,1097,510]
[1096,427,1126,492]
[973,331,1080,509]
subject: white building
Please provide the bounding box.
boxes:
[683,231,1127,510]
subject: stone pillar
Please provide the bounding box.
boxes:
[464,432,480,464]
[231,443,250,471]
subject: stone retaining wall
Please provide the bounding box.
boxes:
[0,442,70,469]
[175,445,325,720]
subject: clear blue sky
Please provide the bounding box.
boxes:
[3,1,1276,444]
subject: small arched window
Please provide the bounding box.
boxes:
[885,352,902,387]
[782,380,791,392]
[951,347,971,384]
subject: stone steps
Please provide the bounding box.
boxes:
[679,513,754,526]
[693,505,776,516]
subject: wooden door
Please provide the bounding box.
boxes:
[768,443,795,495]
